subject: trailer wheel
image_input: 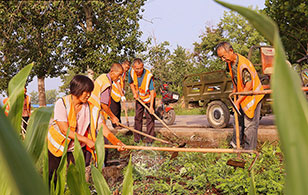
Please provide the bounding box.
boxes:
[206,101,230,128]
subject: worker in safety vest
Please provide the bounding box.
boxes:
[216,42,264,150]
[128,58,156,144]
[88,63,125,165]
[47,75,125,184]
[110,60,131,128]
[3,97,9,116]
[22,87,31,131]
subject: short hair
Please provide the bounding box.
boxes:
[110,63,123,73]
[70,75,94,97]
[132,58,143,66]
[122,60,131,66]
[216,42,233,54]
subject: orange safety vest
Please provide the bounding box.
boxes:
[228,54,264,119]
[88,74,111,120]
[3,98,9,116]
[131,68,156,103]
[47,95,101,157]
[24,95,31,114]
[111,76,124,102]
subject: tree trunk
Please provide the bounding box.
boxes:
[84,4,94,78]
[38,76,46,107]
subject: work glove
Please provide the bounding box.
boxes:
[121,96,126,102]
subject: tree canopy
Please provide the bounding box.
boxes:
[264,0,308,63]
[193,9,268,71]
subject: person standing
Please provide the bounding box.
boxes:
[216,42,264,150]
[22,87,31,131]
[110,60,131,128]
[128,58,156,144]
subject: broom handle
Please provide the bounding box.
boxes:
[136,98,179,138]
[119,123,172,145]
[104,144,257,154]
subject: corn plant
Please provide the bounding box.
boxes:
[0,64,134,194]
[216,1,308,194]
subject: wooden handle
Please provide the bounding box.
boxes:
[104,144,257,154]
[136,98,179,138]
[122,102,130,126]
[119,123,172,145]
[233,96,241,150]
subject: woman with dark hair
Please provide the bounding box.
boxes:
[47,75,125,184]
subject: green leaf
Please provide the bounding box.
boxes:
[122,155,133,195]
[66,134,90,195]
[72,133,86,179]
[24,107,53,163]
[215,1,308,194]
[42,142,49,188]
[95,126,105,171]
[55,129,70,195]
[248,169,256,195]
[91,165,111,195]
[0,109,48,195]
[7,63,33,132]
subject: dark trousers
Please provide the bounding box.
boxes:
[48,147,91,186]
[134,99,155,143]
[232,101,261,150]
[110,97,122,128]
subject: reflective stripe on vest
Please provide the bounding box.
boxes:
[236,54,264,118]
[131,68,156,103]
[111,76,124,102]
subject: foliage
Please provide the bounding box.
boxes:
[264,0,308,64]
[132,142,284,194]
[61,0,146,74]
[29,91,39,105]
[45,89,59,104]
[216,0,308,194]
[144,41,195,95]
[193,8,268,71]
[30,89,59,105]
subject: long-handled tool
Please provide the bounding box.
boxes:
[122,101,130,126]
[136,98,179,139]
[119,123,172,145]
[119,123,185,159]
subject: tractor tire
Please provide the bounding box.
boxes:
[206,101,230,128]
[163,109,176,125]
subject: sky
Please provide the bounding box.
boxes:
[26,0,266,96]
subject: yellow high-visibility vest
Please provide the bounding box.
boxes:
[47,95,100,157]
[111,76,124,102]
[131,68,156,103]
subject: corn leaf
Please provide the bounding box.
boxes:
[0,109,48,194]
[95,126,105,171]
[215,1,308,194]
[7,63,33,132]
[122,155,133,195]
[91,165,111,195]
[66,134,90,195]
[55,129,70,195]
[24,107,53,163]
[42,142,49,188]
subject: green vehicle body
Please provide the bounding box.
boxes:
[182,46,273,128]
